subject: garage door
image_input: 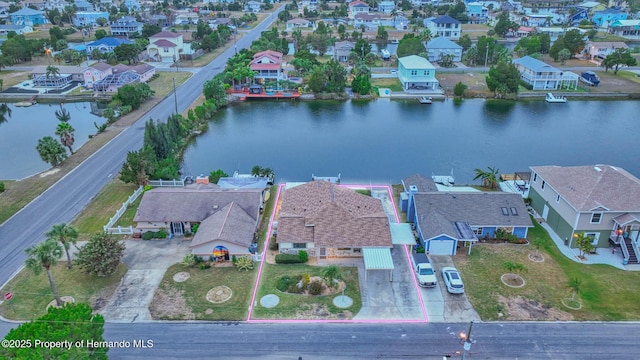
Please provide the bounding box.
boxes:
[428,239,455,255]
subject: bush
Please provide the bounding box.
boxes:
[308,280,323,295]
[157,229,168,238]
[269,239,279,251]
[198,262,211,270]
[302,274,311,288]
[141,231,155,240]
[232,255,237,263]
[298,250,308,263]
[181,254,199,267]
[275,253,304,264]
[234,256,254,271]
[519,80,533,90]
[453,81,467,97]
[287,282,305,293]
[276,275,294,292]
[0,181,4,193]
[191,223,200,234]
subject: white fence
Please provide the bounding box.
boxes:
[148,179,185,187]
[103,185,144,234]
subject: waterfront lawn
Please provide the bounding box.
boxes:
[0,70,31,88]
[257,186,278,253]
[71,180,139,239]
[456,219,640,321]
[371,78,403,92]
[0,262,127,320]
[252,263,362,320]
[150,263,256,321]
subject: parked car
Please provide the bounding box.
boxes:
[441,267,464,294]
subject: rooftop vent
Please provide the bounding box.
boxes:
[594,166,602,172]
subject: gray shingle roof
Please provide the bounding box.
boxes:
[402,174,438,192]
[190,202,257,248]
[426,37,462,50]
[513,56,561,73]
[430,15,461,24]
[530,165,640,211]
[414,192,532,239]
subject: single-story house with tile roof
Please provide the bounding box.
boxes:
[147,31,184,63]
[512,56,579,90]
[528,165,640,264]
[276,181,392,260]
[409,191,533,255]
[425,36,463,63]
[10,8,47,26]
[133,183,264,258]
[397,55,439,91]
[87,37,134,54]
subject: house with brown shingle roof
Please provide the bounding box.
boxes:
[133,183,264,259]
[529,165,640,263]
[276,181,392,259]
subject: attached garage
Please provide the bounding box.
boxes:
[426,237,456,255]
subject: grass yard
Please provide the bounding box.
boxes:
[391,184,408,223]
[371,78,403,92]
[256,186,278,253]
[71,179,139,239]
[148,71,192,98]
[0,262,126,320]
[252,263,362,320]
[150,263,257,321]
[456,219,640,321]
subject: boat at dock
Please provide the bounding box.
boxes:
[545,93,567,103]
[15,95,37,107]
[417,96,433,104]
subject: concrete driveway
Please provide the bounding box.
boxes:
[426,255,481,323]
[100,238,191,323]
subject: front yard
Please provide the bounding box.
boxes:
[456,219,640,321]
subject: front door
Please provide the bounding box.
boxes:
[542,205,549,221]
[171,222,184,235]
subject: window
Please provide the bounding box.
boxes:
[541,181,545,190]
[585,232,599,245]
[423,70,428,75]
[533,173,537,182]
[293,243,306,249]
[590,213,602,224]
[410,70,417,76]
[556,194,560,203]
[473,227,483,235]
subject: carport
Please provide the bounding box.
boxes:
[362,247,394,281]
[390,223,417,249]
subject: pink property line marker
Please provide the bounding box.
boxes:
[247,183,428,323]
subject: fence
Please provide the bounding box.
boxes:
[103,185,144,234]
[148,179,185,187]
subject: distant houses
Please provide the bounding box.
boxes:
[87,37,134,55]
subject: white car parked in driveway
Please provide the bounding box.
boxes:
[441,267,464,294]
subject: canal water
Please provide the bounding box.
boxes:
[182,98,640,185]
[0,102,105,179]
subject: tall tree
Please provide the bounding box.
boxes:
[46,223,79,269]
[485,61,520,98]
[46,65,60,79]
[25,239,64,306]
[36,136,68,166]
[55,121,75,154]
[397,34,424,58]
[574,233,594,258]
[75,232,125,277]
[602,48,637,74]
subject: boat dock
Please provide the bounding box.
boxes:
[312,173,341,183]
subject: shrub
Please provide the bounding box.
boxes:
[0,181,4,193]
[198,262,211,270]
[453,81,467,97]
[209,256,215,262]
[298,250,309,263]
[302,274,311,288]
[181,254,199,267]
[275,253,304,264]
[308,280,323,295]
[191,223,200,234]
[276,275,294,292]
[141,231,155,240]
[234,256,254,271]
[416,245,425,254]
[287,282,305,293]
[232,255,237,263]
[269,240,279,251]
[157,229,168,238]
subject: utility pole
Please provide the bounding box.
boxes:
[484,46,489,69]
[173,77,178,115]
[461,320,474,360]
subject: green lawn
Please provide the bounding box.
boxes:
[371,78,403,92]
[150,263,257,321]
[256,186,278,253]
[0,263,126,320]
[252,263,362,320]
[456,219,640,321]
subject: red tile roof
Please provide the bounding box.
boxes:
[153,39,177,47]
[150,31,182,38]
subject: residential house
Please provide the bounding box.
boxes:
[333,40,355,62]
[31,65,83,88]
[348,0,369,19]
[0,1,11,15]
[0,24,33,35]
[377,1,395,13]
[124,0,141,12]
[354,13,381,29]
[21,0,46,10]
[528,165,640,263]
[397,55,439,91]
[133,183,264,259]
[583,41,628,60]
[10,8,47,26]
[147,14,170,28]
[147,31,184,63]
[93,70,140,92]
[424,15,461,40]
[83,61,112,88]
[392,15,409,30]
[609,19,640,40]
[537,26,586,42]
[245,1,262,13]
[250,50,285,81]
[593,8,627,28]
[208,17,233,30]
[425,37,463,63]
[521,14,553,27]
[73,11,109,27]
[577,1,607,16]
[286,18,312,29]
[512,56,579,90]
[403,174,532,255]
[74,0,94,11]
[276,181,392,260]
[466,2,488,24]
[569,8,589,26]
[110,16,143,37]
[174,10,199,25]
[299,0,318,11]
[87,37,133,55]
[129,63,156,82]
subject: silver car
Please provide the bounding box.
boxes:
[441,267,465,294]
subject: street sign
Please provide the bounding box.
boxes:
[4,292,12,300]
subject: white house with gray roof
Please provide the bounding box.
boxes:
[512,56,579,90]
[425,37,463,62]
[528,165,640,264]
[424,15,461,40]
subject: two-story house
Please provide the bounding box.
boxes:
[528,165,640,264]
[583,41,628,60]
[10,8,47,26]
[83,62,112,89]
[354,13,381,29]
[348,0,369,19]
[377,1,395,13]
[73,11,109,27]
[249,50,285,81]
[147,31,184,63]
[74,0,94,11]
[425,37,463,63]
[512,56,579,90]
[333,40,355,62]
[466,2,488,24]
[397,55,439,91]
[110,16,143,37]
[609,20,640,40]
[593,8,628,28]
[424,15,461,40]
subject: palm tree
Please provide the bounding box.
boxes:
[46,223,79,269]
[0,103,11,126]
[36,136,68,166]
[567,277,582,301]
[322,265,342,288]
[55,106,71,122]
[251,165,263,177]
[55,121,76,154]
[25,239,64,306]
[473,166,499,189]
[46,65,60,79]
[419,29,433,42]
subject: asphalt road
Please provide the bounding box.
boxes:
[0,10,282,295]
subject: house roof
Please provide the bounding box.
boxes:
[578,1,600,8]
[150,30,182,38]
[87,37,133,47]
[398,55,435,70]
[334,40,355,50]
[586,41,628,49]
[287,18,311,24]
[32,65,84,75]
[152,39,177,47]
[133,184,263,223]
[277,181,392,248]
[595,8,625,14]
[612,20,640,26]
[253,50,283,60]
[413,192,533,239]
[190,202,257,248]
[355,13,380,20]
[217,176,269,189]
[430,15,461,24]
[129,63,155,74]
[10,8,44,15]
[349,0,369,7]
[512,56,561,73]
[402,174,438,193]
[426,37,462,50]
[0,24,29,30]
[89,62,112,71]
[530,165,640,212]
